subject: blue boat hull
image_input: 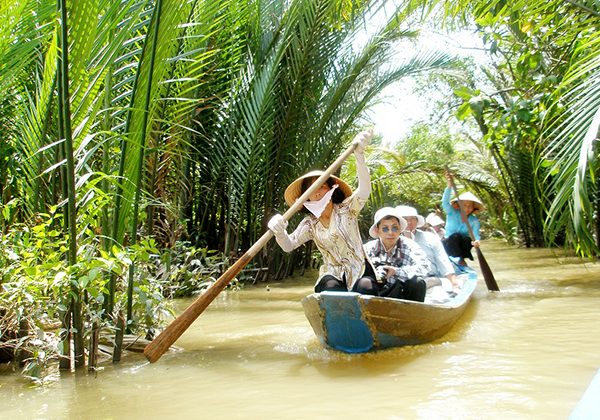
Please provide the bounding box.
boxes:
[302,268,478,353]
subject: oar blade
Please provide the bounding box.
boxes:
[475,247,500,291]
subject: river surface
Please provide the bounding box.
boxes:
[2,240,600,419]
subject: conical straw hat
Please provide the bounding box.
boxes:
[284,170,352,207]
[451,192,484,212]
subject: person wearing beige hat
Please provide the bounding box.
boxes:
[396,205,459,286]
[441,171,484,266]
[362,207,429,302]
[267,130,380,295]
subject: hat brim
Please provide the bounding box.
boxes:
[395,206,425,228]
[369,211,407,238]
[451,197,484,212]
[426,214,445,226]
[284,170,353,207]
[416,215,425,228]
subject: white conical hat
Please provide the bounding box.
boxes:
[451,192,484,212]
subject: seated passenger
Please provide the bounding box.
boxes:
[363,207,428,302]
[425,212,446,239]
[396,205,459,287]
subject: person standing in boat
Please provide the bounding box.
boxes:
[267,130,380,295]
[396,205,460,288]
[363,207,428,302]
[441,171,484,266]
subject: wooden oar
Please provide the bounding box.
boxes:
[144,142,361,363]
[445,167,500,292]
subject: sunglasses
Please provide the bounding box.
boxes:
[381,226,400,233]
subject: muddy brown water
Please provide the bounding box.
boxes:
[2,240,600,419]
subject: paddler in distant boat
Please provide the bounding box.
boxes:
[441,170,485,266]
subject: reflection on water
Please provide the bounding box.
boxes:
[2,240,600,419]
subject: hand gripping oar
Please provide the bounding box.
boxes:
[445,167,500,292]
[144,142,360,363]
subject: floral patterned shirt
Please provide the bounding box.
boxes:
[287,193,368,289]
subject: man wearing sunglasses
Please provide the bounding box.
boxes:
[363,207,429,302]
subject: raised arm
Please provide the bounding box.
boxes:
[442,186,453,212]
[353,130,372,201]
[443,169,457,214]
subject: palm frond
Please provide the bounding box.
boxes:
[543,35,600,253]
[0,0,55,95]
[113,0,194,245]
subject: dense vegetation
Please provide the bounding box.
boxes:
[0,0,598,380]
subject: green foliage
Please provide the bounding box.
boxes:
[4,0,594,355]
[428,0,600,251]
[0,203,169,380]
[0,0,456,259]
[348,123,515,241]
[542,33,600,255]
[155,242,237,298]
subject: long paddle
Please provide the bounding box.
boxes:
[144,142,361,363]
[445,167,500,292]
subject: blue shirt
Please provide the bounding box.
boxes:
[442,187,481,240]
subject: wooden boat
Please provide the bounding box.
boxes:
[301,267,478,353]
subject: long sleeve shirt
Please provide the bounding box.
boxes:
[273,150,371,289]
[412,230,455,277]
[363,237,433,283]
[284,193,368,289]
[441,187,481,240]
